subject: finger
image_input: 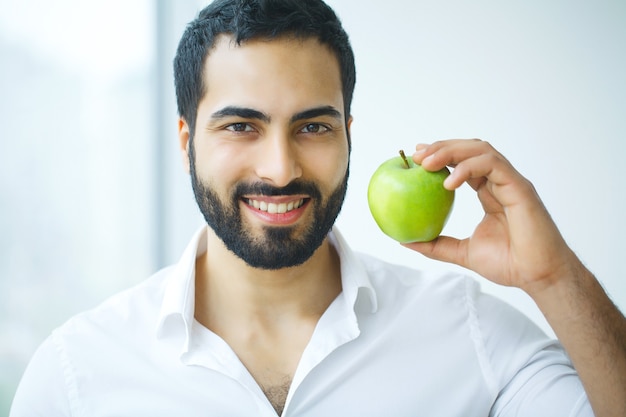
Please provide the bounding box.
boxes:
[476,181,506,214]
[413,140,490,195]
[402,236,469,269]
[444,152,511,190]
[412,139,486,170]
[458,156,539,211]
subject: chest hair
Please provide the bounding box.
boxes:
[261,379,291,416]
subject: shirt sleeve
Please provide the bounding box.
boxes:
[10,334,73,417]
[469,288,594,417]
[488,345,593,416]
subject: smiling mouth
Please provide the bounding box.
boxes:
[244,198,307,214]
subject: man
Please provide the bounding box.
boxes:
[11,0,626,415]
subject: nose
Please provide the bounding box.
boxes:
[254,131,302,187]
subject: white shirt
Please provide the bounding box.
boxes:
[11,226,591,416]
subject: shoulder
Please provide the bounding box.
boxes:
[10,332,72,416]
[353,253,584,404]
[11,266,177,415]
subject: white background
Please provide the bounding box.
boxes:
[1,0,625,412]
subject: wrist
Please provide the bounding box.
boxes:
[524,255,596,322]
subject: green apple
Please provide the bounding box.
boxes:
[367,150,455,243]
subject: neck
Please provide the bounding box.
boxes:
[194,227,342,331]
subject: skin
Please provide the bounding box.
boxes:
[178,35,351,414]
[408,139,626,417]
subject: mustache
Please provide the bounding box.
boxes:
[232,180,322,199]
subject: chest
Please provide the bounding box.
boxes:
[68,326,493,417]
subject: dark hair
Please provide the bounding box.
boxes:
[173,0,356,137]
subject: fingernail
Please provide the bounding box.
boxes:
[443,173,455,189]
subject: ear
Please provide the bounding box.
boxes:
[178,118,191,174]
[346,115,354,149]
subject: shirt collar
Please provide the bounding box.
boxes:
[155,226,207,345]
[155,225,378,345]
[329,227,378,314]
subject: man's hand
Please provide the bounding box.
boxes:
[404,138,578,295]
[405,138,626,417]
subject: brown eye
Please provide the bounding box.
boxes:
[226,123,254,132]
[300,123,329,134]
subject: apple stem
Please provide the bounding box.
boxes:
[399,150,410,169]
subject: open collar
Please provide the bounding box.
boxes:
[155,225,378,350]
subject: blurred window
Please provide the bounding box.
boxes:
[0,0,204,412]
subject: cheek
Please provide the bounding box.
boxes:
[301,144,349,188]
[193,140,249,181]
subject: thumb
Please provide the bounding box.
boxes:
[402,236,467,267]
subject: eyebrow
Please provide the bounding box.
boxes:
[211,106,270,123]
[209,105,343,124]
[290,106,343,123]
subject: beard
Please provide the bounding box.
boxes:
[190,160,349,270]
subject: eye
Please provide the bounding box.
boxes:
[226,122,255,132]
[300,123,330,134]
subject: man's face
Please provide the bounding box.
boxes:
[180,35,351,269]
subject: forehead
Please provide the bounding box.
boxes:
[200,35,344,115]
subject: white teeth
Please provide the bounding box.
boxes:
[248,198,304,213]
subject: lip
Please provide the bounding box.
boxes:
[241,195,310,225]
